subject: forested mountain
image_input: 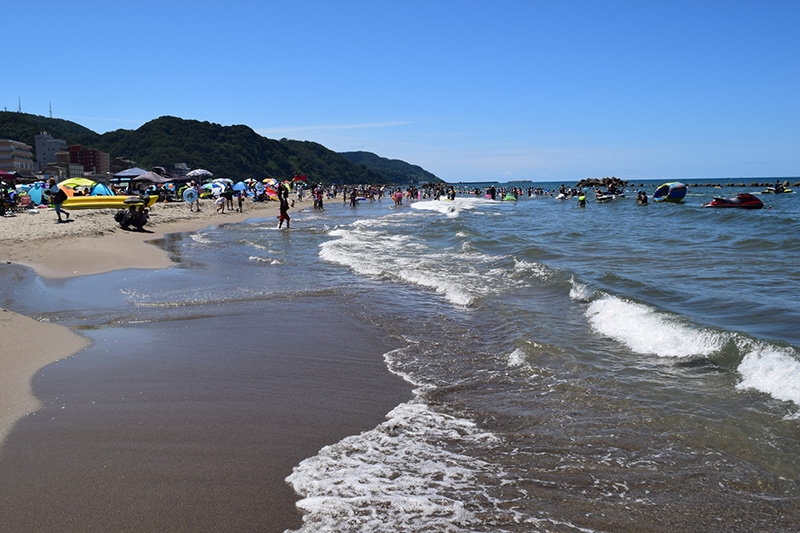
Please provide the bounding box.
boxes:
[0,111,99,146]
[0,113,442,185]
[340,151,440,185]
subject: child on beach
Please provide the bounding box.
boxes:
[215,195,225,213]
[237,192,245,212]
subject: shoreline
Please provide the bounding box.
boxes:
[1,200,281,278]
[0,198,414,530]
[0,200,281,443]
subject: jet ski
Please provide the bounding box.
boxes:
[762,186,793,194]
[702,193,763,209]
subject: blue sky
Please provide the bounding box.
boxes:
[5,0,798,182]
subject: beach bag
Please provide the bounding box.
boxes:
[53,189,67,204]
[114,210,127,223]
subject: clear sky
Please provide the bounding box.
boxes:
[5,0,798,182]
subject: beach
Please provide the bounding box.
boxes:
[0,200,413,531]
[0,201,281,444]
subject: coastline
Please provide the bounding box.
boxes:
[0,200,281,278]
[0,200,280,443]
[0,198,414,530]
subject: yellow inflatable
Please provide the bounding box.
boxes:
[62,195,158,210]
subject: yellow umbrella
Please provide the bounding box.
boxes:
[58,177,97,189]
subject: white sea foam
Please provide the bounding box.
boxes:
[188,232,215,244]
[319,224,500,307]
[513,260,558,282]
[286,400,500,532]
[585,296,723,358]
[736,345,800,408]
[248,256,283,265]
[568,277,593,301]
[410,197,485,219]
[507,347,528,368]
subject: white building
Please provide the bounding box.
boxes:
[35,131,68,171]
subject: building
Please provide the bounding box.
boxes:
[173,162,189,179]
[34,131,68,171]
[69,145,110,175]
[0,139,35,174]
[51,154,86,179]
[110,157,137,174]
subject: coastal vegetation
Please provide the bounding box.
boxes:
[0,112,442,186]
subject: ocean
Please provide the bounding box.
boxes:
[4,179,800,531]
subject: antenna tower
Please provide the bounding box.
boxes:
[50,102,53,118]
[18,97,21,113]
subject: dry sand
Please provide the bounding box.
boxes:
[0,200,280,444]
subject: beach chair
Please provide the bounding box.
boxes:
[14,195,31,213]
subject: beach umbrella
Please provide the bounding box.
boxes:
[0,169,14,184]
[187,169,213,178]
[59,177,96,189]
[232,182,246,191]
[213,178,233,185]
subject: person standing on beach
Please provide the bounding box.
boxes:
[47,178,70,222]
[188,181,201,212]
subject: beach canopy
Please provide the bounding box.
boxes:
[58,177,96,189]
[113,167,147,178]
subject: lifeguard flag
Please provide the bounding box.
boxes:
[293,175,307,181]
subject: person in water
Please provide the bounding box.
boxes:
[278,186,290,228]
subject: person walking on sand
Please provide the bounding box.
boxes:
[47,178,70,223]
[189,181,202,212]
[278,187,290,228]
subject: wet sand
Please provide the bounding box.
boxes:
[0,200,413,531]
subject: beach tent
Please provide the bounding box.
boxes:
[91,183,114,196]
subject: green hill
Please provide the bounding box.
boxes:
[0,113,441,185]
[340,151,440,184]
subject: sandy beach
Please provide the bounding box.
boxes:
[0,198,412,531]
[0,200,280,442]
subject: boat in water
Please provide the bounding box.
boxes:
[762,186,793,194]
[653,182,687,203]
[702,193,764,209]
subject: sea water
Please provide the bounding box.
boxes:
[6,180,800,531]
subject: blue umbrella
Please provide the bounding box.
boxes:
[233,182,246,191]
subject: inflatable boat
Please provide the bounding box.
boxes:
[62,195,157,210]
[653,182,687,203]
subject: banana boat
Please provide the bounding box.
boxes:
[62,195,157,210]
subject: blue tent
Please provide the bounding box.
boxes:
[91,183,114,196]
